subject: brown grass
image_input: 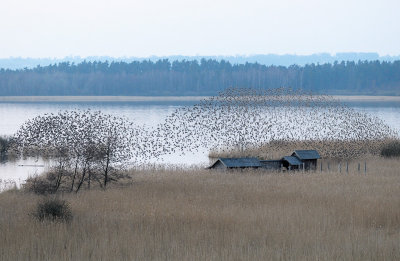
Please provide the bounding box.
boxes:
[209,139,397,160]
[1,157,400,260]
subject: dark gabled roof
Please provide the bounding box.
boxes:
[292,150,321,160]
[260,160,282,164]
[282,156,303,166]
[216,157,262,168]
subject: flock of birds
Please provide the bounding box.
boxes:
[14,110,146,165]
[15,87,398,166]
[144,87,396,162]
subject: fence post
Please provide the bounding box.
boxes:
[358,163,360,173]
[328,162,330,171]
[364,161,367,175]
[320,162,322,172]
[339,163,341,173]
[346,162,348,174]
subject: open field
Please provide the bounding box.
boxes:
[1,157,400,260]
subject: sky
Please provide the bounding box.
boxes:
[1,0,399,58]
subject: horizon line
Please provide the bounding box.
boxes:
[2,52,400,60]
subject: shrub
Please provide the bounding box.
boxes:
[0,179,17,192]
[32,198,72,222]
[0,136,10,154]
[380,140,400,158]
[23,173,57,195]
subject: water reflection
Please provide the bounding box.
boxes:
[0,157,48,190]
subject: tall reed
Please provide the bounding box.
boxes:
[1,157,400,260]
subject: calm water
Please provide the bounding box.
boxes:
[1,99,400,187]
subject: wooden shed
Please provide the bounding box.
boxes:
[260,160,282,170]
[207,150,321,171]
[207,157,262,170]
[281,156,303,170]
[291,150,321,170]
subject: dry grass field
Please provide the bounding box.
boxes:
[1,157,400,260]
[208,139,396,160]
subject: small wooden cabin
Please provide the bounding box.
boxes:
[207,157,262,170]
[281,156,303,170]
[291,150,321,170]
[207,150,321,171]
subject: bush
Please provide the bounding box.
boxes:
[0,136,10,154]
[380,140,400,158]
[32,198,72,222]
[23,171,64,195]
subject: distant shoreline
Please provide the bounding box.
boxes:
[0,95,400,102]
[0,96,209,102]
[331,95,400,102]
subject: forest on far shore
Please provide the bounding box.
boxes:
[0,59,399,96]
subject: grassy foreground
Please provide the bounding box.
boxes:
[1,157,400,260]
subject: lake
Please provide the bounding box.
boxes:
[1,96,400,188]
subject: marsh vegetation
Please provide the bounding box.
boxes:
[380,140,400,158]
[1,157,400,260]
[209,138,400,160]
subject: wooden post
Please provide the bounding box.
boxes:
[327,162,330,171]
[358,163,360,172]
[346,162,348,173]
[364,161,367,174]
[339,163,341,173]
[320,162,322,172]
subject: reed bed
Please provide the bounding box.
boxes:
[1,157,400,260]
[209,139,398,160]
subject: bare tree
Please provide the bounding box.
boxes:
[14,110,144,193]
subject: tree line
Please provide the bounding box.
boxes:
[0,59,400,95]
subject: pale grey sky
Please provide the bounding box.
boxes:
[1,0,399,58]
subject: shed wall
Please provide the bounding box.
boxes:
[261,160,282,170]
[212,161,226,169]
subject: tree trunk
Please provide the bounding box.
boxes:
[88,168,91,190]
[70,160,79,192]
[54,160,63,192]
[75,164,87,193]
[104,147,111,188]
